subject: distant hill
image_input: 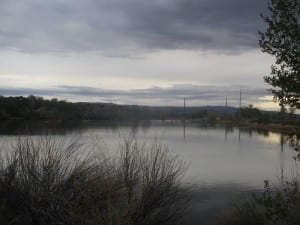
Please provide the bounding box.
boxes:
[0,95,281,121]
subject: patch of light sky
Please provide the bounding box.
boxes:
[0,48,278,110]
[0,49,274,88]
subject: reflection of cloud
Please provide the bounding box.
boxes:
[0,0,267,55]
[258,132,281,144]
[0,84,273,108]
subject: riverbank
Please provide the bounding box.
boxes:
[238,122,300,134]
[211,119,300,134]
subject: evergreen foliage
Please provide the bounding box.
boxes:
[259,0,300,109]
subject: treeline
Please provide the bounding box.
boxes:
[0,95,182,121]
[0,95,298,124]
[0,96,81,120]
[0,95,238,121]
[237,104,300,125]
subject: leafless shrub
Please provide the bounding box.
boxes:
[0,135,189,225]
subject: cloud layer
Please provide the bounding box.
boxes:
[0,0,267,54]
[0,0,274,109]
[0,84,270,107]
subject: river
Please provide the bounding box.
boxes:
[0,120,298,224]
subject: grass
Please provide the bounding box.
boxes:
[218,179,300,225]
[0,136,189,225]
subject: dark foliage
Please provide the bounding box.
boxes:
[219,179,300,225]
[0,136,189,225]
[259,0,300,109]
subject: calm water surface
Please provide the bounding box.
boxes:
[0,120,298,224]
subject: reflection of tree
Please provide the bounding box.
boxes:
[284,133,300,161]
[257,129,270,138]
[140,120,151,133]
[224,126,234,142]
[225,126,234,133]
[238,127,270,138]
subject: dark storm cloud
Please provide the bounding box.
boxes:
[0,0,267,54]
[0,84,268,106]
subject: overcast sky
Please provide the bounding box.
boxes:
[0,0,278,109]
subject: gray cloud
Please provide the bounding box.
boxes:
[0,84,269,107]
[0,0,267,54]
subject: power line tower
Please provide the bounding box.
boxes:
[239,89,242,122]
[183,97,186,120]
[224,96,228,118]
[239,89,242,110]
[183,97,186,140]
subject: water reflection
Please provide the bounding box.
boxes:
[0,120,153,135]
[0,120,298,225]
[184,183,262,225]
[183,119,186,141]
[224,126,234,142]
[0,123,297,176]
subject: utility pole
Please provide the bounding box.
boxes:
[183,97,186,118]
[239,89,242,122]
[239,89,242,110]
[224,96,228,118]
[224,96,228,141]
[238,89,242,142]
[183,97,186,140]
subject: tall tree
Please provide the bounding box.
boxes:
[259,0,300,110]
